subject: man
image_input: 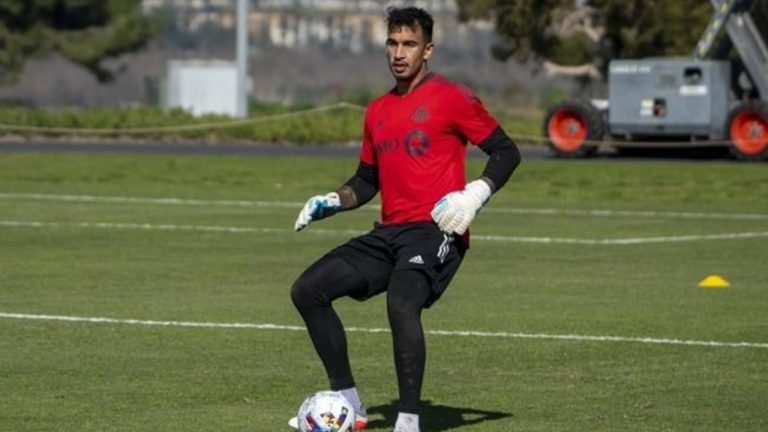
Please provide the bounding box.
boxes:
[289,6,520,432]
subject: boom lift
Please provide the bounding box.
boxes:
[543,0,768,160]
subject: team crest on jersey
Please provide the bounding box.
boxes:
[405,130,430,156]
[411,106,430,124]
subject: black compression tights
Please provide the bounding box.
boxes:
[290,255,431,414]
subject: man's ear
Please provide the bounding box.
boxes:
[423,42,435,61]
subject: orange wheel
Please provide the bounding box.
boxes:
[543,99,603,158]
[730,111,767,156]
[727,101,768,161]
[548,109,588,152]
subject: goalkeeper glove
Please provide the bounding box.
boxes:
[294,192,342,231]
[431,180,492,235]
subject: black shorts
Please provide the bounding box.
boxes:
[327,221,467,307]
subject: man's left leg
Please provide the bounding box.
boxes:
[386,268,433,431]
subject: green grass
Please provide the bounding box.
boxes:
[0,104,366,144]
[0,152,767,431]
[0,103,542,145]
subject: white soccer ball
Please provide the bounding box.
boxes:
[296,391,355,432]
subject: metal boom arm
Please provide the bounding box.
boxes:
[695,0,768,99]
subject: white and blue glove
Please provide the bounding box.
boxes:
[431,180,492,235]
[294,192,342,231]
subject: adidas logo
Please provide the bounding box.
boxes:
[408,255,424,264]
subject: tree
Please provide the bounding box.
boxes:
[456,0,714,79]
[0,0,156,83]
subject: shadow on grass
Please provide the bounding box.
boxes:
[366,400,512,431]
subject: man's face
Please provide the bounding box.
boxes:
[386,24,433,81]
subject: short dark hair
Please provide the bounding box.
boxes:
[386,6,434,43]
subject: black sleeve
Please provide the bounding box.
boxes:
[344,161,379,207]
[477,126,521,191]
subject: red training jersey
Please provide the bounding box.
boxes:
[360,73,499,225]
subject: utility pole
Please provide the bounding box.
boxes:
[236,0,249,117]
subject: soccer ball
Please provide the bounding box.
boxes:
[296,391,355,432]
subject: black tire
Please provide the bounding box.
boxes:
[542,99,604,158]
[726,100,768,161]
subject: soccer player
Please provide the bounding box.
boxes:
[289,6,520,432]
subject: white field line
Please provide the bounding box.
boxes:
[2,192,768,221]
[0,192,297,208]
[473,231,768,245]
[2,219,768,245]
[1,312,766,350]
[0,220,363,237]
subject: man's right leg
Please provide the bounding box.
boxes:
[290,254,370,428]
[291,254,368,389]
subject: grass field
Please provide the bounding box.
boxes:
[0,151,767,431]
[0,103,541,144]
